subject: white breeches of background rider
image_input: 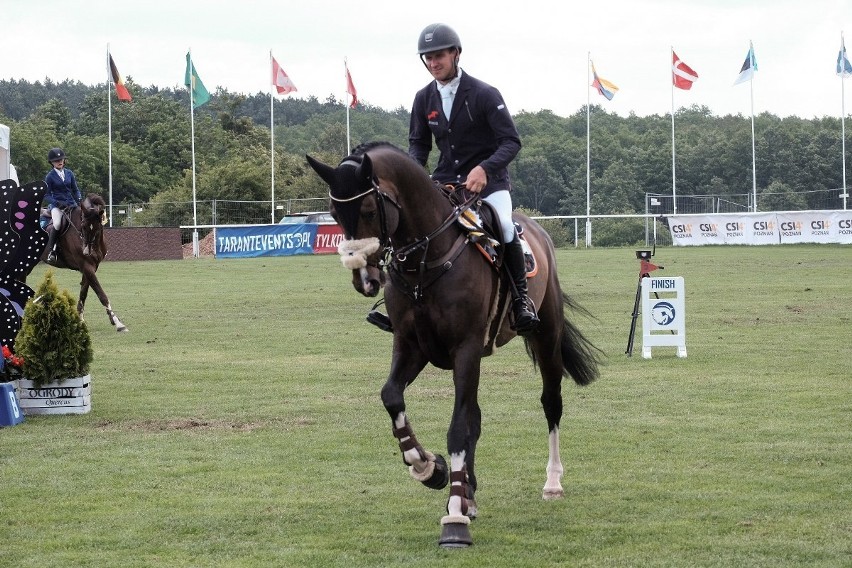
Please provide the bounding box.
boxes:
[483,189,516,244]
[50,206,62,231]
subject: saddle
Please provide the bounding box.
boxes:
[39,207,75,235]
[442,185,537,276]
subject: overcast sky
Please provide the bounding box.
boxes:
[4,0,852,119]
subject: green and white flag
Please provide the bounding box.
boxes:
[184,52,210,107]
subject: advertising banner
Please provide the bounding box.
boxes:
[215,224,340,258]
[777,211,852,244]
[668,211,852,246]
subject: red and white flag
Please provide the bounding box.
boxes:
[271,55,297,94]
[672,50,699,90]
[345,61,358,108]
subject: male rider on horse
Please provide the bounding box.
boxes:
[408,23,539,335]
[43,147,82,265]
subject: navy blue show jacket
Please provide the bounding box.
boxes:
[408,71,521,197]
[43,168,82,208]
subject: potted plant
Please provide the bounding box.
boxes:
[14,271,93,415]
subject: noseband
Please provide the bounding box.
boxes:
[328,174,401,251]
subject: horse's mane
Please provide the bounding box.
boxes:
[349,141,402,159]
[343,141,423,171]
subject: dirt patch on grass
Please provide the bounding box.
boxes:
[93,416,315,432]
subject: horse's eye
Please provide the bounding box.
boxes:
[362,210,377,221]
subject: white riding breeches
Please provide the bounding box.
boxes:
[51,207,63,231]
[483,190,516,244]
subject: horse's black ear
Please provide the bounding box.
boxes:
[306,154,337,188]
[358,153,374,184]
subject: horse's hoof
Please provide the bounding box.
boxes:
[439,521,472,548]
[542,488,564,500]
[116,326,129,333]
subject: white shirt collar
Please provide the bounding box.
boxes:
[436,69,463,93]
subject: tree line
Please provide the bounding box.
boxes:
[1,77,846,229]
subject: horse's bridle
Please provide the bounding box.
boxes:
[328,175,401,252]
[331,176,479,300]
[74,200,103,257]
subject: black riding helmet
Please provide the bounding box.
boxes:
[417,23,462,74]
[417,23,462,55]
[47,147,66,163]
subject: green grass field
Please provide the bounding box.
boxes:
[1,245,850,567]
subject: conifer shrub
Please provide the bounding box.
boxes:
[15,271,93,387]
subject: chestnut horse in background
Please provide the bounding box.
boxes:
[40,194,128,332]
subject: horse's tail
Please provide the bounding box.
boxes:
[559,292,601,386]
[525,291,601,387]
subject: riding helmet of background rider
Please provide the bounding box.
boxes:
[47,147,66,164]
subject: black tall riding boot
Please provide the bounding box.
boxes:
[45,228,59,264]
[504,234,539,335]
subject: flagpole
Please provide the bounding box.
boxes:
[749,41,757,213]
[750,72,757,212]
[670,47,678,216]
[188,49,199,258]
[345,58,352,155]
[270,50,276,224]
[586,52,592,248]
[107,44,114,227]
[842,32,849,211]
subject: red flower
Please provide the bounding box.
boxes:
[2,344,24,377]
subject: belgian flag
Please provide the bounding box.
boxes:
[109,54,132,102]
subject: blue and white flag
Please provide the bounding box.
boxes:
[837,34,852,77]
[733,41,758,85]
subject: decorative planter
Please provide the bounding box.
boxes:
[15,375,91,415]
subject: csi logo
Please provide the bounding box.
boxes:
[780,221,802,231]
[699,223,718,232]
[726,221,744,231]
[753,221,775,231]
[651,301,676,326]
[839,219,852,229]
[671,224,692,234]
[811,220,832,230]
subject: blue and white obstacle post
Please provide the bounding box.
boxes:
[641,276,687,359]
[0,381,24,427]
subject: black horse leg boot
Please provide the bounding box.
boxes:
[504,235,539,335]
[45,227,58,264]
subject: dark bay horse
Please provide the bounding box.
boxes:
[307,142,600,547]
[39,194,128,332]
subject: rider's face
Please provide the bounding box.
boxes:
[51,159,65,169]
[423,48,458,84]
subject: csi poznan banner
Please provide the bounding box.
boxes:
[214,223,344,258]
[667,211,852,246]
[775,211,852,244]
